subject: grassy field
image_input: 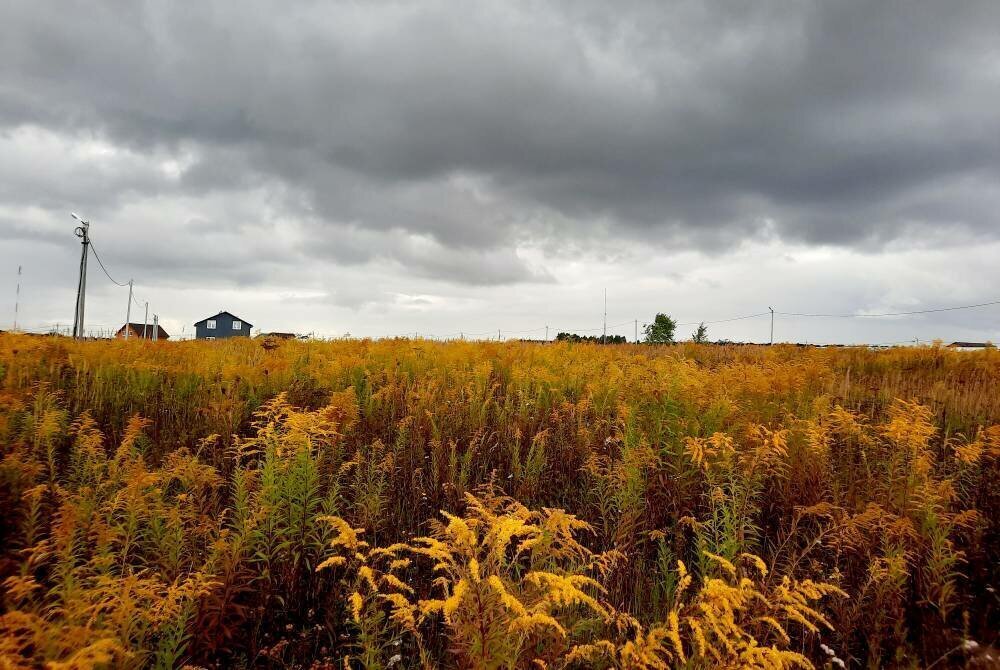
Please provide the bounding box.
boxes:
[0,334,997,669]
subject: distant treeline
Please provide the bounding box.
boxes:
[554,332,629,344]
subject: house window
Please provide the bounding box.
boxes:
[232,320,242,330]
[207,320,216,330]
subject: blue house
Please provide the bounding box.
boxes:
[194,311,253,340]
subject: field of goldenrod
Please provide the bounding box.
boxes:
[0,333,997,669]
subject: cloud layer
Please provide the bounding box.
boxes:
[1,1,999,341]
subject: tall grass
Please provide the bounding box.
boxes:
[0,334,997,668]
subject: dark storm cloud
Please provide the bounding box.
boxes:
[1,0,999,285]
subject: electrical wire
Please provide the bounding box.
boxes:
[71,303,996,343]
[502,326,547,334]
[70,234,1000,344]
[88,241,130,287]
[777,299,1000,318]
[675,312,771,326]
[552,325,606,333]
[84,237,153,336]
[459,295,997,344]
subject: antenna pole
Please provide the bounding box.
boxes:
[634,319,638,343]
[545,325,548,341]
[769,306,775,345]
[602,288,607,344]
[14,265,21,331]
[143,302,149,339]
[153,314,159,342]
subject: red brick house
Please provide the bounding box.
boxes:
[115,323,170,340]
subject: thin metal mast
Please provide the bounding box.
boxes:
[602,288,607,344]
[125,280,133,339]
[14,265,21,331]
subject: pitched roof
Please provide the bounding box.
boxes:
[948,341,994,348]
[118,323,170,339]
[193,311,253,328]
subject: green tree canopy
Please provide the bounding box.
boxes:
[692,322,708,343]
[643,313,676,343]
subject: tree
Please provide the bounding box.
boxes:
[643,313,676,343]
[692,322,708,343]
[555,332,627,344]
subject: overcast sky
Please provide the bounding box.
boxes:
[2,1,999,343]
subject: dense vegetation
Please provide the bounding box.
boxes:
[0,334,997,668]
[554,333,628,344]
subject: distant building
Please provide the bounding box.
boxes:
[194,311,253,340]
[115,323,170,340]
[947,342,995,350]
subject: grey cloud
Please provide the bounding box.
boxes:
[1,0,999,287]
[298,222,552,286]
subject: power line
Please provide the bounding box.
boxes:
[553,325,606,333]
[276,296,1000,345]
[501,326,547,335]
[46,223,1000,347]
[777,299,1000,318]
[88,240,130,287]
[406,294,998,345]
[675,312,770,327]
[69,214,154,339]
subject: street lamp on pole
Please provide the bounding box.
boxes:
[71,213,91,339]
